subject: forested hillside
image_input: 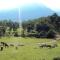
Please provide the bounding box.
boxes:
[0,20,19,37]
[21,13,60,38]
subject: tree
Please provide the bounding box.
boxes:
[47,29,56,38]
[49,13,58,23]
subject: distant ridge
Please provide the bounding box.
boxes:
[0,8,18,21]
[20,4,55,20]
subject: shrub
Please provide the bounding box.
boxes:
[47,30,56,38]
[14,32,19,37]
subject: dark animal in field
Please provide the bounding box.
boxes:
[0,46,3,51]
[39,43,58,48]
[45,44,52,48]
[40,44,51,48]
[1,42,9,48]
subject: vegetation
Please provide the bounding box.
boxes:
[0,20,20,37]
[21,13,60,38]
[0,13,60,60]
[0,37,59,60]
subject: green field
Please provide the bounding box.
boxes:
[0,37,60,60]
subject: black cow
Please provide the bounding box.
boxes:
[1,42,9,48]
[0,46,3,51]
[40,43,57,48]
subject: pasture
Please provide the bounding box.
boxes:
[0,37,60,60]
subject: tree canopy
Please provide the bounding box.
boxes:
[21,13,60,38]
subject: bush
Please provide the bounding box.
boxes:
[47,30,56,38]
[35,31,47,38]
[14,32,20,37]
[26,33,36,37]
[21,29,25,37]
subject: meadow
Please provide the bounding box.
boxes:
[0,37,60,60]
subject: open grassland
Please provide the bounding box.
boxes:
[0,37,60,60]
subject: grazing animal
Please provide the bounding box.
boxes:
[1,42,9,48]
[40,43,58,48]
[0,46,3,51]
[4,43,9,48]
[40,44,51,48]
[46,45,52,48]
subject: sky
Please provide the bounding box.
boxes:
[19,0,60,12]
[0,0,20,22]
[0,0,60,21]
[0,0,19,11]
[19,0,60,20]
[0,0,60,11]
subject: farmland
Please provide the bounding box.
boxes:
[0,37,60,60]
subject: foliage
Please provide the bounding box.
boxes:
[21,13,60,38]
[0,37,60,60]
[0,20,19,37]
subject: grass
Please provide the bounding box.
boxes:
[0,37,60,60]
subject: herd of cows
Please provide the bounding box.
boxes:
[0,40,58,51]
[39,43,58,48]
[0,42,24,51]
[0,42,9,51]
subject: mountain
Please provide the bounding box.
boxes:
[0,8,18,21]
[20,4,55,20]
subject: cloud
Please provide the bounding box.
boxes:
[41,0,60,12]
[0,0,19,10]
[0,0,60,12]
[19,0,60,12]
[18,0,43,8]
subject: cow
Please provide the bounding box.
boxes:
[39,43,58,48]
[1,42,9,48]
[0,46,3,51]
